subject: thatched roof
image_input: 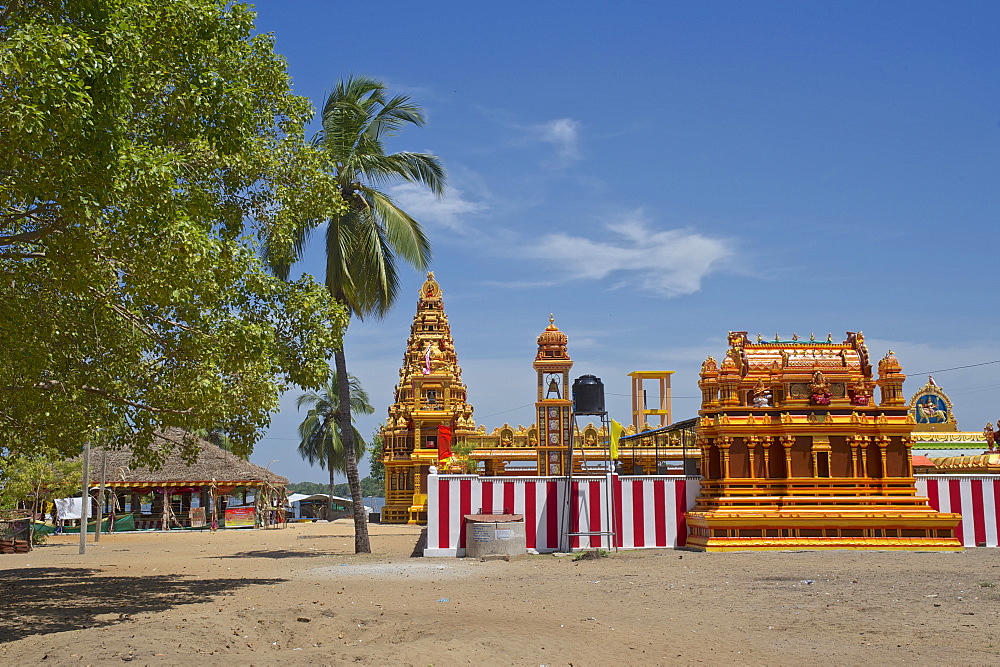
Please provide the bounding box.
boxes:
[77,428,288,488]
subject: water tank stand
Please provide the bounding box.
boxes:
[561,410,617,553]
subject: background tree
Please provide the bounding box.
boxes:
[0,452,82,535]
[268,76,444,552]
[368,426,385,489]
[296,373,373,516]
[286,481,329,496]
[193,427,247,461]
[0,0,347,465]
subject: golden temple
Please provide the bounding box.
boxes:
[379,276,966,551]
[685,331,962,551]
[380,273,669,524]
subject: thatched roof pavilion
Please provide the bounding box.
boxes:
[79,428,288,489]
[70,429,288,531]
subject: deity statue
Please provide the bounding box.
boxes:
[422,340,449,374]
[918,396,948,423]
[984,422,996,452]
[810,370,832,406]
[850,380,872,406]
[751,379,772,407]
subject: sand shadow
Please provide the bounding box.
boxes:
[0,566,286,643]
[210,549,337,559]
[410,528,427,558]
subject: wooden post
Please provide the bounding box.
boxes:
[79,440,90,554]
[95,448,107,542]
[210,484,218,531]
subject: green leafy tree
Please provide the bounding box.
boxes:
[0,0,347,465]
[368,427,385,488]
[194,427,247,461]
[360,476,383,498]
[330,477,381,498]
[296,372,373,516]
[287,481,328,496]
[269,76,444,552]
[0,453,82,528]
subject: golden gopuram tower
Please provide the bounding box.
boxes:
[686,331,962,551]
[380,273,476,524]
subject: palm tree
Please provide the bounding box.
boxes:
[194,427,247,460]
[269,75,444,552]
[296,373,373,518]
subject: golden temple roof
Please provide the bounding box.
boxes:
[535,314,571,362]
[878,350,903,376]
[929,453,1000,472]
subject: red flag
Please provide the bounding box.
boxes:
[437,425,453,460]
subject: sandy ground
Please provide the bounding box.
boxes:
[1,521,999,665]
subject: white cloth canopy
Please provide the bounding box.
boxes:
[54,497,87,520]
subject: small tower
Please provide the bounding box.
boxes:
[628,370,675,431]
[533,315,573,475]
[380,273,476,524]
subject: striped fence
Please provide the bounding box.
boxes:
[424,474,699,557]
[425,474,1000,556]
[918,476,1000,548]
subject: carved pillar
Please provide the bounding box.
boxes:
[876,436,891,479]
[699,439,712,477]
[746,435,759,478]
[760,436,772,478]
[858,436,871,477]
[847,437,859,478]
[811,435,831,478]
[780,435,795,478]
[717,436,733,479]
[901,436,914,476]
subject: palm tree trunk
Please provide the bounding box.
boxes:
[328,451,336,520]
[334,342,371,553]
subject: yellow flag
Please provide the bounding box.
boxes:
[610,419,623,460]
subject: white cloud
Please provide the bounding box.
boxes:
[388,183,487,233]
[522,210,733,297]
[532,118,581,163]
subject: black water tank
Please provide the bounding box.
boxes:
[572,375,606,414]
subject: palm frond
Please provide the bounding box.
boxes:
[343,211,399,319]
[295,373,371,472]
[363,187,432,270]
[369,94,427,140]
[355,152,446,195]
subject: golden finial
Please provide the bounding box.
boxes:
[810,332,815,342]
[774,333,780,342]
[827,333,833,342]
[756,333,762,342]
[549,313,555,326]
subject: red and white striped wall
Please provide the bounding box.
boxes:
[917,476,1000,548]
[425,474,1000,556]
[424,474,699,557]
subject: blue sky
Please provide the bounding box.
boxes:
[245,1,1000,484]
